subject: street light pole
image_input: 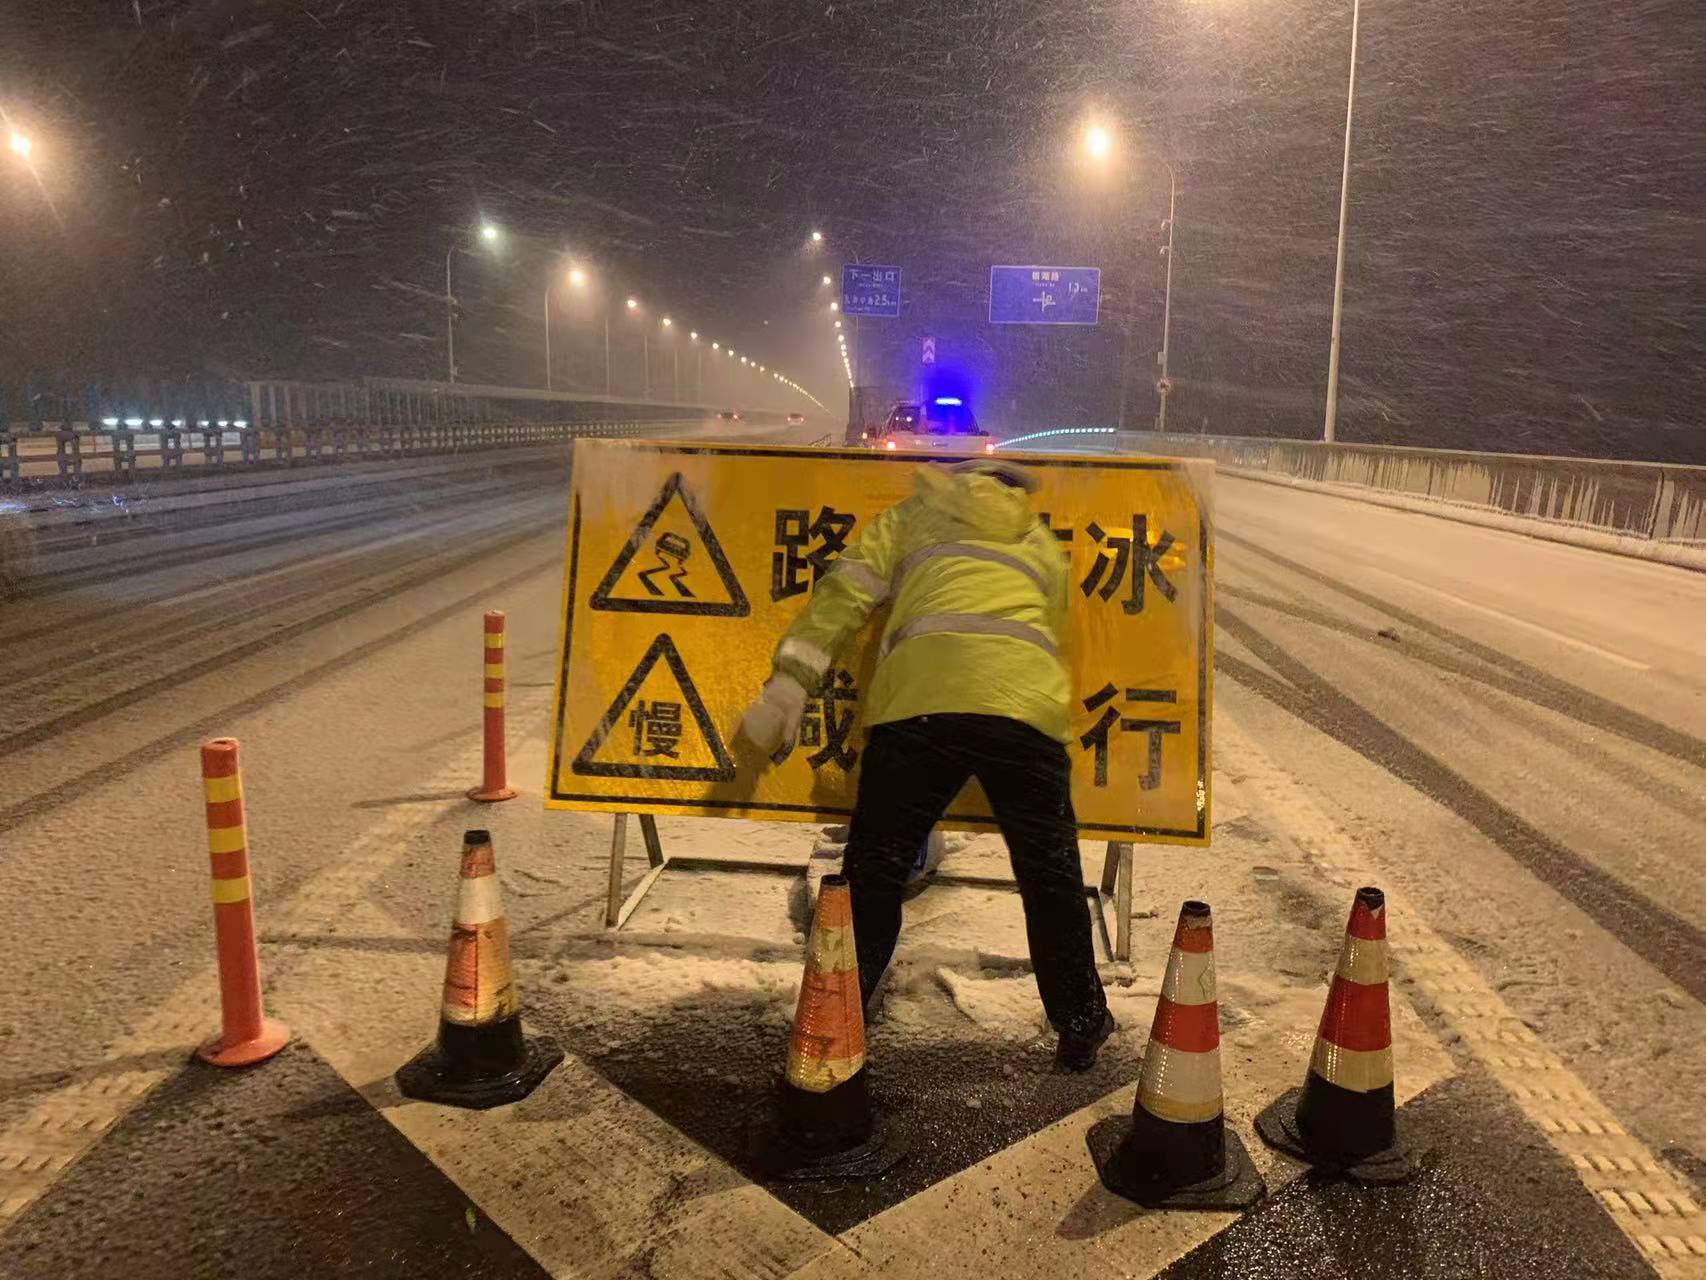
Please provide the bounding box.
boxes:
[1157,164,1178,434]
[445,243,458,384]
[643,334,651,398]
[543,284,553,391]
[603,315,611,395]
[1322,0,1361,443]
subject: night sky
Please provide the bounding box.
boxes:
[2,0,1701,460]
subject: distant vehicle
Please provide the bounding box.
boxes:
[716,409,742,422]
[872,397,993,454]
[786,411,806,425]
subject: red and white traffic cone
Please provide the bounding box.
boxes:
[1087,900,1264,1208]
[1254,885,1414,1182]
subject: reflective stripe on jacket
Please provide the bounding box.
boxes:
[771,463,1072,744]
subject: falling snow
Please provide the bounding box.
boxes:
[1,0,1701,459]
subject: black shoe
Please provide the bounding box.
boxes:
[1055,1010,1116,1072]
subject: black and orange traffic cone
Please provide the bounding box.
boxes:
[1087,901,1265,1208]
[1254,885,1414,1182]
[396,829,562,1109]
[758,875,904,1181]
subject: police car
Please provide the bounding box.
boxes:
[869,397,994,454]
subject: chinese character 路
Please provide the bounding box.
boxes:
[771,505,857,601]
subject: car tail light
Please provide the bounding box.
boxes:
[884,440,896,451]
[984,441,996,453]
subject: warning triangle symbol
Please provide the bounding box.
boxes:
[571,633,736,782]
[589,472,750,617]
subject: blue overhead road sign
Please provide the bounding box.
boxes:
[842,265,901,318]
[988,265,1101,325]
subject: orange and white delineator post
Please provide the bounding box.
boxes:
[468,610,517,803]
[196,738,290,1067]
[1255,885,1414,1182]
[1087,900,1264,1208]
[762,875,903,1180]
[395,829,561,1109]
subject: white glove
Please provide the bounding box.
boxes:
[737,675,808,757]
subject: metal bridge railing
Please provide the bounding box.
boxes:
[0,418,689,488]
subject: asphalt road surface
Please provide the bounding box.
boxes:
[0,436,1700,1279]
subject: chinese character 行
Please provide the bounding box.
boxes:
[771,505,857,601]
[1077,685,1180,788]
[628,699,683,758]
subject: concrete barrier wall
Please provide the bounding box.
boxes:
[1118,433,1706,545]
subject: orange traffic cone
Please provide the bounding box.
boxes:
[396,829,562,1109]
[1087,901,1265,1208]
[759,875,904,1181]
[1255,885,1414,1182]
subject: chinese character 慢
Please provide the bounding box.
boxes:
[1079,514,1178,614]
[1031,270,1041,282]
[771,506,857,601]
[802,668,860,771]
[1077,685,1180,788]
[628,699,683,758]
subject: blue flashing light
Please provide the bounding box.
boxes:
[933,396,962,406]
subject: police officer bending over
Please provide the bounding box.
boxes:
[739,458,1114,1070]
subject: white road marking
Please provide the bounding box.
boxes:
[1220,714,1706,1279]
[1361,565,1650,670]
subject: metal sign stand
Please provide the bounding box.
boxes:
[604,815,1137,962]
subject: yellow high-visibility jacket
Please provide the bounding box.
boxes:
[770,461,1072,744]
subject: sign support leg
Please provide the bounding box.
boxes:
[1096,841,1135,962]
[605,813,671,932]
[604,814,629,927]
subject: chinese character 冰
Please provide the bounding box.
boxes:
[1079,514,1179,614]
[1077,685,1180,788]
[628,699,683,758]
[771,506,857,601]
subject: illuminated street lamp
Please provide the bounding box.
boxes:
[821,274,832,286]
[829,301,839,312]
[661,318,679,399]
[810,230,824,244]
[1080,119,1181,432]
[446,219,503,383]
[544,263,590,392]
[7,131,31,159]
[625,296,638,311]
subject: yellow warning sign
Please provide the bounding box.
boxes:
[548,439,1213,844]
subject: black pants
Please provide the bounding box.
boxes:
[841,714,1108,1038]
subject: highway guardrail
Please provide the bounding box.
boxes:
[1115,432,1706,550]
[0,418,692,488]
